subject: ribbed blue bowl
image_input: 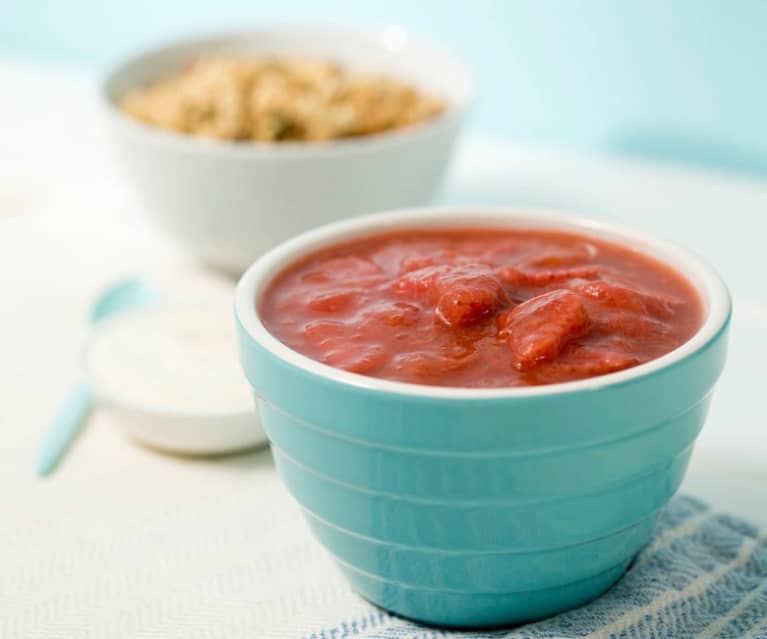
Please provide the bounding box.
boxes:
[235,208,731,628]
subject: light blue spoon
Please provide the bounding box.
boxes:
[36,278,161,476]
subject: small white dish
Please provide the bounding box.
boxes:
[84,305,266,455]
[101,25,474,274]
[95,399,265,456]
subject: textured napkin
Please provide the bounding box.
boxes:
[305,496,767,639]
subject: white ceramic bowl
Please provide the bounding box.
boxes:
[101,26,473,273]
[83,304,267,455]
[94,397,266,456]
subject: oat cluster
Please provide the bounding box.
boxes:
[120,55,445,143]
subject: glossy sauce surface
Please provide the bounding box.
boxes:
[260,228,704,387]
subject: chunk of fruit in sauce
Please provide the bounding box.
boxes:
[575,280,681,319]
[524,349,640,385]
[497,290,591,370]
[302,256,382,284]
[324,344,386,374]
[394,263,507,326]
[497,264,601,288]
[361,301,421,328]
[308,290,359,313]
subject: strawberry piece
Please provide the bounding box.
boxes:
[435,283,500,326]
[394,263,507,327]
[308,290,359,313]
[575,281,681,319]
[400,255,435,273]
[596,315,674,341]
[498,289,591,370]
[301,256,382,284]
[526,349,639,384]
[302,320,349,346]
[560,350,639,376]
[361,301,421,328]
[524,245,598,268]
[392,264,450,298]
[304,318,388,374]
[324,344,387,374]
[541,350,639,381]
[497,265,600,288]
[392,350,478,380]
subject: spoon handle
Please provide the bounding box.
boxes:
[36,381,93,476]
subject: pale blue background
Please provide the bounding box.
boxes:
[4,1,766,176]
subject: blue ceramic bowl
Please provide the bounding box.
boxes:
[235,208,731,628]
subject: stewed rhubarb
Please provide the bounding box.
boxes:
[259,228,703,387]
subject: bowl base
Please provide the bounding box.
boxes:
[338,557,632,629]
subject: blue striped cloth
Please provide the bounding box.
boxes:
[307,496,767,639]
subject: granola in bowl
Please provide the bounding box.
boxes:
[120,55,445,143]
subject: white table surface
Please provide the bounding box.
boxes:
[1,59,765,637]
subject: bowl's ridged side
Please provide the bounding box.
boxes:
[301,507,658,592]
[259,392,704,628]
[238,309,730,627]
[269,441,692,549]
[259,397,708,500]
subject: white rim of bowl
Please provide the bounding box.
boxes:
[235,207,732,399]
[99,24,474,158]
